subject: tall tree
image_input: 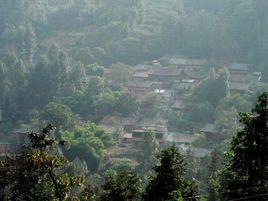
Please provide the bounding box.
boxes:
[99,170,142,201]
[219,92,268,201]
[143,146,199,201]
[137,131,159,175]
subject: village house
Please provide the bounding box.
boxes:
[168,57,210,73]
[120,118,168,145]
[228,63,250,83]
[171,100,185,111]
[200,123,220,143]
[126,81,158,97]
[227,63,261,95]
[132,70,149,82]
[131,64,153,82]
[121,127,167,145]
[132,64,153,72]
[99,115,136,133]
[154,89,175,103]
[148,68,182,82]
[180,79,196,90]
[229,82,251,95]
[164,133,195,147]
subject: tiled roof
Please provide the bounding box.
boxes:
[201,123,217,133]
[229,63,249,71]
[229,82,250,91]
[165,134,195,143]
[149,68,182,76]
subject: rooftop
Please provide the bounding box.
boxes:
[229,63,250,71]
[229,82,250,91]
[133,71,149,78]
[172,100,185,109]
[182,79,195,83]
[133,64,153,71]
[165,134,195,144]
[169,57,208,66]
[201,123,217,134]
[149,68,182,76]
[126,81,155,88]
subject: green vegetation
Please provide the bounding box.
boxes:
[0,124,82,201]
[0,1,267,200]
[143,146,199,201]
[219,92,268,201]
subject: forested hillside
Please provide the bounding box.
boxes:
[0,0,267,200]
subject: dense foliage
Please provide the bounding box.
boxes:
[143,146,199,201]
[0,1,267,200]
[0,124,82,201]
[219,93,268,201]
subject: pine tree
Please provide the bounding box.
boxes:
[219,92,268,201]
[142,146,199,201]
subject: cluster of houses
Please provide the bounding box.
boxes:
[125,56,262,103]
[101,55,262,159]
[0,55,263,161]
[125,56,211,104]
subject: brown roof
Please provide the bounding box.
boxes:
[126,81,155,88]
[229,63,249,71]
[133,64,153,71]
[169,58,209,66]
[149,68,182,76]
[201,124,217,134]
[229,82,250,91]
[133,70,149,78]
[165,134,195,144]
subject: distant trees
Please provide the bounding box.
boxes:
[27,45,70,109]
[137,131,159,174]
[41,102,76,132]
[184,69,229,124]
[219,92,268,200]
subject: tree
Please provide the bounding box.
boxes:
[0,124,82,201]
[143,146,199,201]
[219,92,268,201]
[215,107,240,142]
[27,55,50,108]
[62,122,113,172]
[185,69,229,123]
[41,102,75,133]
[141,92,162,118]
[100,170,142,201]
[137,131,159,175]
[104,63,132,87]
[207,150,221,201]
[86,63,104,77]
